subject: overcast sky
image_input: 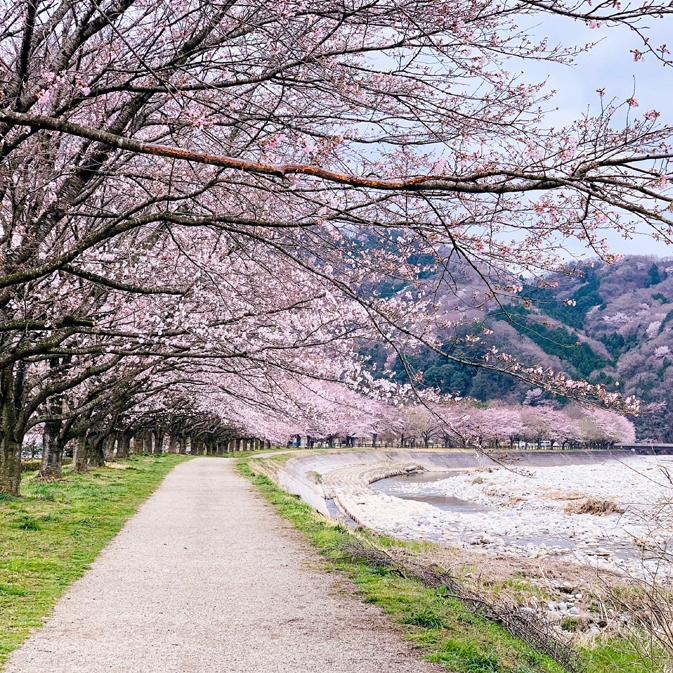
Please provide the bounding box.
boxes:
[520,13,673,260]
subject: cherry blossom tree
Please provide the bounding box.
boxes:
[1,223,368,491]
[0,0,666,492]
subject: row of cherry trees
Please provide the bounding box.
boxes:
[383,402,636,449]
[1,1,671,494]
[222,381,635,449]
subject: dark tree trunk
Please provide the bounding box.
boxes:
[168,435,180,454]
[142,429,153,454]
[154,427,165,454]
[0,435,21,496]
[116,432,131,459]
[40,419,64,479]
[39,359,66,479]
[179,436,187,454]
[88,437,105,467]
[73,435,88,473]
[0,364,23,496]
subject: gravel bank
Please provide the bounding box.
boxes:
[5,458,442,673]
[366,455,673,576]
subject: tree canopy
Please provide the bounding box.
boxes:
[1,0,671,493]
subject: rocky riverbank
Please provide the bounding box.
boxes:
[324,455,673,578]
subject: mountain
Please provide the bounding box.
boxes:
[363,256,673,441]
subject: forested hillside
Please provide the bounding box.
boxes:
[363,256,673,441]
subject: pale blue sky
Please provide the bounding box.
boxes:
[520,13,673,259]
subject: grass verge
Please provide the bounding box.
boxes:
[238,459,567,673]
[0,454,189,668]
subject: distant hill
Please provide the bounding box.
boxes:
[363,256,673,441]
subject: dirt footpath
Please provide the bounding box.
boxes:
[5,458,442,673]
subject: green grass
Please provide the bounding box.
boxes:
[0,454,189,668]
[237,460,567,673]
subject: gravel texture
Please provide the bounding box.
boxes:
[360,455,673,576]
[5,458,442,673]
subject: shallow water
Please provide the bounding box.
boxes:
[374,473,494,514]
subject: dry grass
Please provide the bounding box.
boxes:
[563,498,624,516]
[104,462,129,470]
[247,457,285,482]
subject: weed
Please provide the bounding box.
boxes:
[30,484,57,502]
[561,618,578,632]
[563,498,624,516]
[0,584,27,596]
[437,640,501,672]
[12,515,41,531]
[466,654,500,672]
[404,609,446,629]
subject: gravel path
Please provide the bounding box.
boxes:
[5,458,442,673]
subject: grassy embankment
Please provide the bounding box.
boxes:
[238,456,657,673]
[0,454,189,668]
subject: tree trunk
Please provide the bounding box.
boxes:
[132,433,143,454]
[168,435,180,454]
[88,437,105,468]
[103,435,115,462]
[0,365,23,496]
[0,436,21,496]
[179,436,187,454]
[142,429,153,454]
[154,427,165,454]
[39,359,66,479]
[116,432,131,459]
[73,435,88,473]
[40,419,64,479]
